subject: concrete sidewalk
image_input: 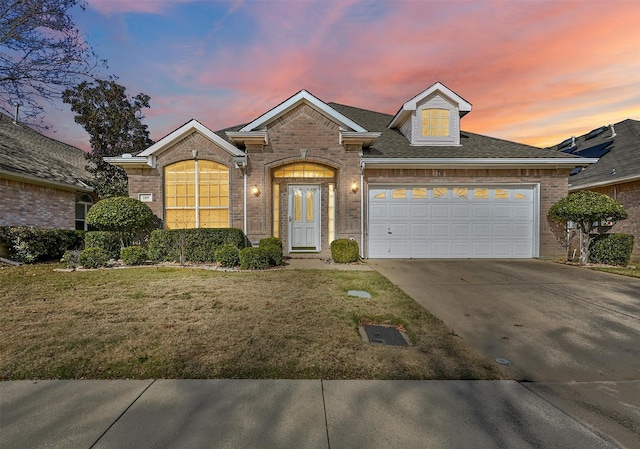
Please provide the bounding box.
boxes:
[0,379,620,449]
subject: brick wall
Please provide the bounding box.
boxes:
[582,180,640,257]
[0,177,76,229]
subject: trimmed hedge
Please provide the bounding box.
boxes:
[121,246,148,266]
[330,239,360,263]
[78,247,109,269]
[589,233,634,266]
[0,226,84,263]
[239,247,270,270]
[85,231,121,260]
[259,237,283,266]
[148,228,246,263]
[215,244,240,268]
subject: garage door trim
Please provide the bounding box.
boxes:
[365,183,540,259]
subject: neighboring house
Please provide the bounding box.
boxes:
[0,112,95,230]
[548,119,640,256]
[106,82,593,259]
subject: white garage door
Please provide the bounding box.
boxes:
[368,185,537,258]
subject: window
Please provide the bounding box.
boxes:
[165,160,229,229]
[328,184,335,243]
[474,188,489,199]
[273,183,280,237]
[421,109,450,137]
[412,188,427,199]
[433,187,447,199]
[453,187,468,199]
[273,163,335,178]
[75,194,93,231]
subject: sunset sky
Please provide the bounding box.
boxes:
[43,0,640,150]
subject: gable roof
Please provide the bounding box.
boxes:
[239,90,368,133]
[548,119,640,190]
[330,103,592,169]
[0,112,93,191]
[138,119,244,158]
[388,82,472,129]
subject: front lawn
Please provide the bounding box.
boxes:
[589,265,640,278]
[0,265,504,380]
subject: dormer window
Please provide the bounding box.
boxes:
[388,82,472,147]
[421,108,450,137]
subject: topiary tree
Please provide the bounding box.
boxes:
[86,196,157,249]
[548,191,628,265]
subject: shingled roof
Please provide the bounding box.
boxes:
[329,103,579,159]
[0,112,93,191]
[547,119,640,190]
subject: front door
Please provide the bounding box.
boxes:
[288,185,321,252]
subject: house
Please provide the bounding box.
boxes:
[106,82,593,259]
[0,112,95,230]
[548,119,640,256]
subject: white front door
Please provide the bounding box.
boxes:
[289,185,321,252]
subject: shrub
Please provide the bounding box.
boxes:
[0,227,84,263]
[589,234,634,266]
[330,239,360,263]
[148,228,246,263]
[86,197,157,248]
[121,246,148,266]
[61,250,80,269]
[259,237,283,266]
[215,244,240,268]
[78,247,109,269]
[85,231,121,260]
[239,247,270,270]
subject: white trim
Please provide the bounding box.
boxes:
[104,155,153,169]
[240,90,368,133]
[365,182,539,259]
[362,158,597,169]
[569,174,640,191]
[138,119,244,157]
[389,82,472,129]
[288,184,322,253]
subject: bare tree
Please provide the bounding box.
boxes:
[0,0,105,121]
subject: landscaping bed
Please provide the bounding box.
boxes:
[0,264,504,380]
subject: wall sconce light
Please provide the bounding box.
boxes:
[252,185,261,197]
[350,181,359,193]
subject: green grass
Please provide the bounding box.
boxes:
[0,264,504,381]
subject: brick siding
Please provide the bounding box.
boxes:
[0,177,76,229]
[580,180,640,257]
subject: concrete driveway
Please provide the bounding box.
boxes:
[369,259,640,447]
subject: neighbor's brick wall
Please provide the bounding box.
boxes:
[0,177,76,229]
[363,167,572,259]
[581,180,640,257]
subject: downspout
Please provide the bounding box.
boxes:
[243,169,247,235]
[360,156,365,259]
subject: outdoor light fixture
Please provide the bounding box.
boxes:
[351,181,359,193]
[252,185,261,197]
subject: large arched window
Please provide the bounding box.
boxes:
[165,160,229,229]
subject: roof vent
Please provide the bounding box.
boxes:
[609,124,617,139]
[13,103,19,124]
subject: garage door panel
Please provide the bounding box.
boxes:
[389,204,410,218]
[432,223,450,238]
[369,204,388,218]
[410,204,428,219]
[451,204,470,219]
[451,223,470,238]
[368,186,536,258]
[431,204,450,219]
[410,223,428,238]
